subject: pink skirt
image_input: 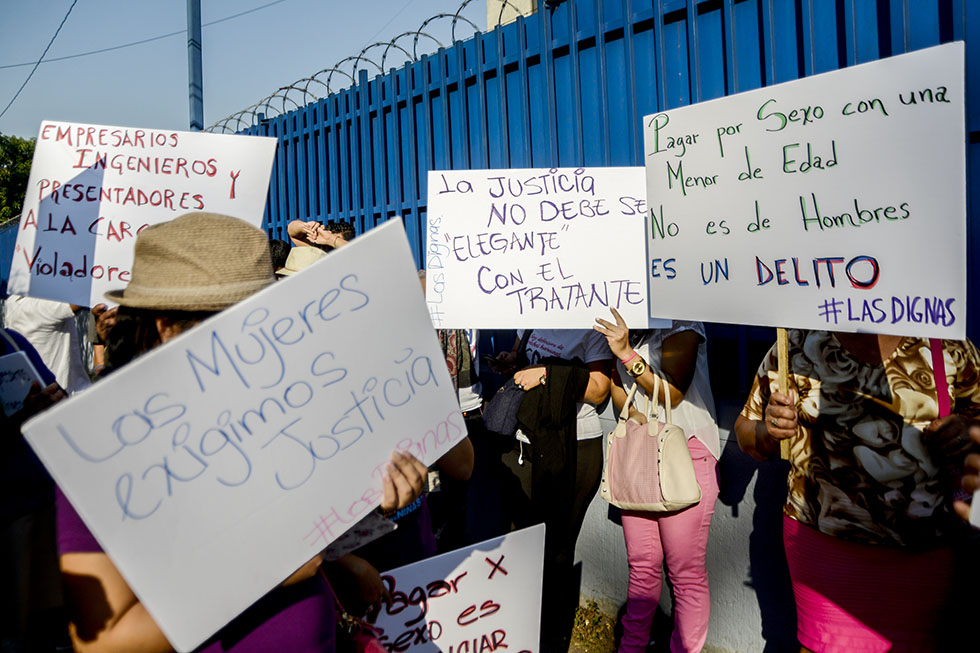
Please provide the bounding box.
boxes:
[783,515,952,653]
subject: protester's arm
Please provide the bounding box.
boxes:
[581,359,612,405]
[59,451,425,651]
[609,372,646,424]
[286,220,320,247]
[955,424,980,523]
[436,437,474,481]
[923,415,980,461]
[322,554,384,617]
[380,450,429,512]
[734,386,797,461]
[610,372,628,413]
[594,308,699,407]
[310,228,347,249]
[923,416,980,524]
[61,553,173,653]
[646,331,699,406]
[281,551,326,587]
[489,336,521,374]
[91,304,118,344]
[3,382,67,441]
[61,545,327,653]
[512,358,611,405]
[92,344,106,375]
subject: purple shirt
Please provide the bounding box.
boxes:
[56,488,336,652]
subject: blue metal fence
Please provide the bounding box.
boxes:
[246,0,977,394]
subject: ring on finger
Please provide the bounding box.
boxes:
[770,418,778,427]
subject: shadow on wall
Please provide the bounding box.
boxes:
[717,437,797,653]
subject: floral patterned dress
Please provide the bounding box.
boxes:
[741,330,980,549]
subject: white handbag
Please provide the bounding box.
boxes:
[600,374,702,512]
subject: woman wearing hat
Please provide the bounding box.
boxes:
[56,212,427,652]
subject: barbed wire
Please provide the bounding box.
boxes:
[207,0,530,133]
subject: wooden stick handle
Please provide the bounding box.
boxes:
[777,328,791,459]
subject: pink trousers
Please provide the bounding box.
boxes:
[619,438,719,653]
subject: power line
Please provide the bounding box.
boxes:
[0,0,79,120]
[0,29,183,71]
[0,0,289,71]
[364,0,417,45]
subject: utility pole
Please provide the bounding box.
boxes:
[187,0,204,131]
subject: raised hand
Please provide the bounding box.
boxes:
[594,307,632,361]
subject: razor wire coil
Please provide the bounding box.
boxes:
[205,0,521,133]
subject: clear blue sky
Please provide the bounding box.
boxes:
[0,0,486,139]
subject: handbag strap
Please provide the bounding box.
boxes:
[318,566,379,634]
[619,380,640,421]
[929,338,950,418]
[650,373,672,424]
[621,374,672,423]
[516,329,533,367]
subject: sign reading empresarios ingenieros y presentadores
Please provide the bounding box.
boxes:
[643,42,966,339]
[8,121,276,308]
[23,220,465,651]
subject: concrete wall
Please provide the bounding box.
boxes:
[574,401,797,652]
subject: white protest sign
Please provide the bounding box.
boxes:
[8,121,276,308]
[23,219,466,651]
[372,524,544,652]
[643,42,966,338]
[0,351,43,416]
[426,168,656,329]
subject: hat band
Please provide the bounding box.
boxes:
[121,277,273,299]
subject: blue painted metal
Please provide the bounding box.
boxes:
[0,223,19,288]
[226,0,976,391]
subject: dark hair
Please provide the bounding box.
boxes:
[268,239,291,270]
[104,307,214,373]
[325,220,355,241]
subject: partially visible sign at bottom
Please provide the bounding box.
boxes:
[373,524,545,652]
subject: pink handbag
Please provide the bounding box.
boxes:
[600,374,701,512]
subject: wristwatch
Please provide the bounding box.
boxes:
[626,357,647,377]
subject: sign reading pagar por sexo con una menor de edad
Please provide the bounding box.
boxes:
[643,42,966,339]
[8,121,276,308]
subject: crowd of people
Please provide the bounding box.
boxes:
[2,211,978,653]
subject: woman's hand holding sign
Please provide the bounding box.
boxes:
[765,391,799,441]
[381,450,429,513]
[735,389,799,461]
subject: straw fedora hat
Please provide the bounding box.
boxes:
[277,246,327,276]
[105,212,275,311]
